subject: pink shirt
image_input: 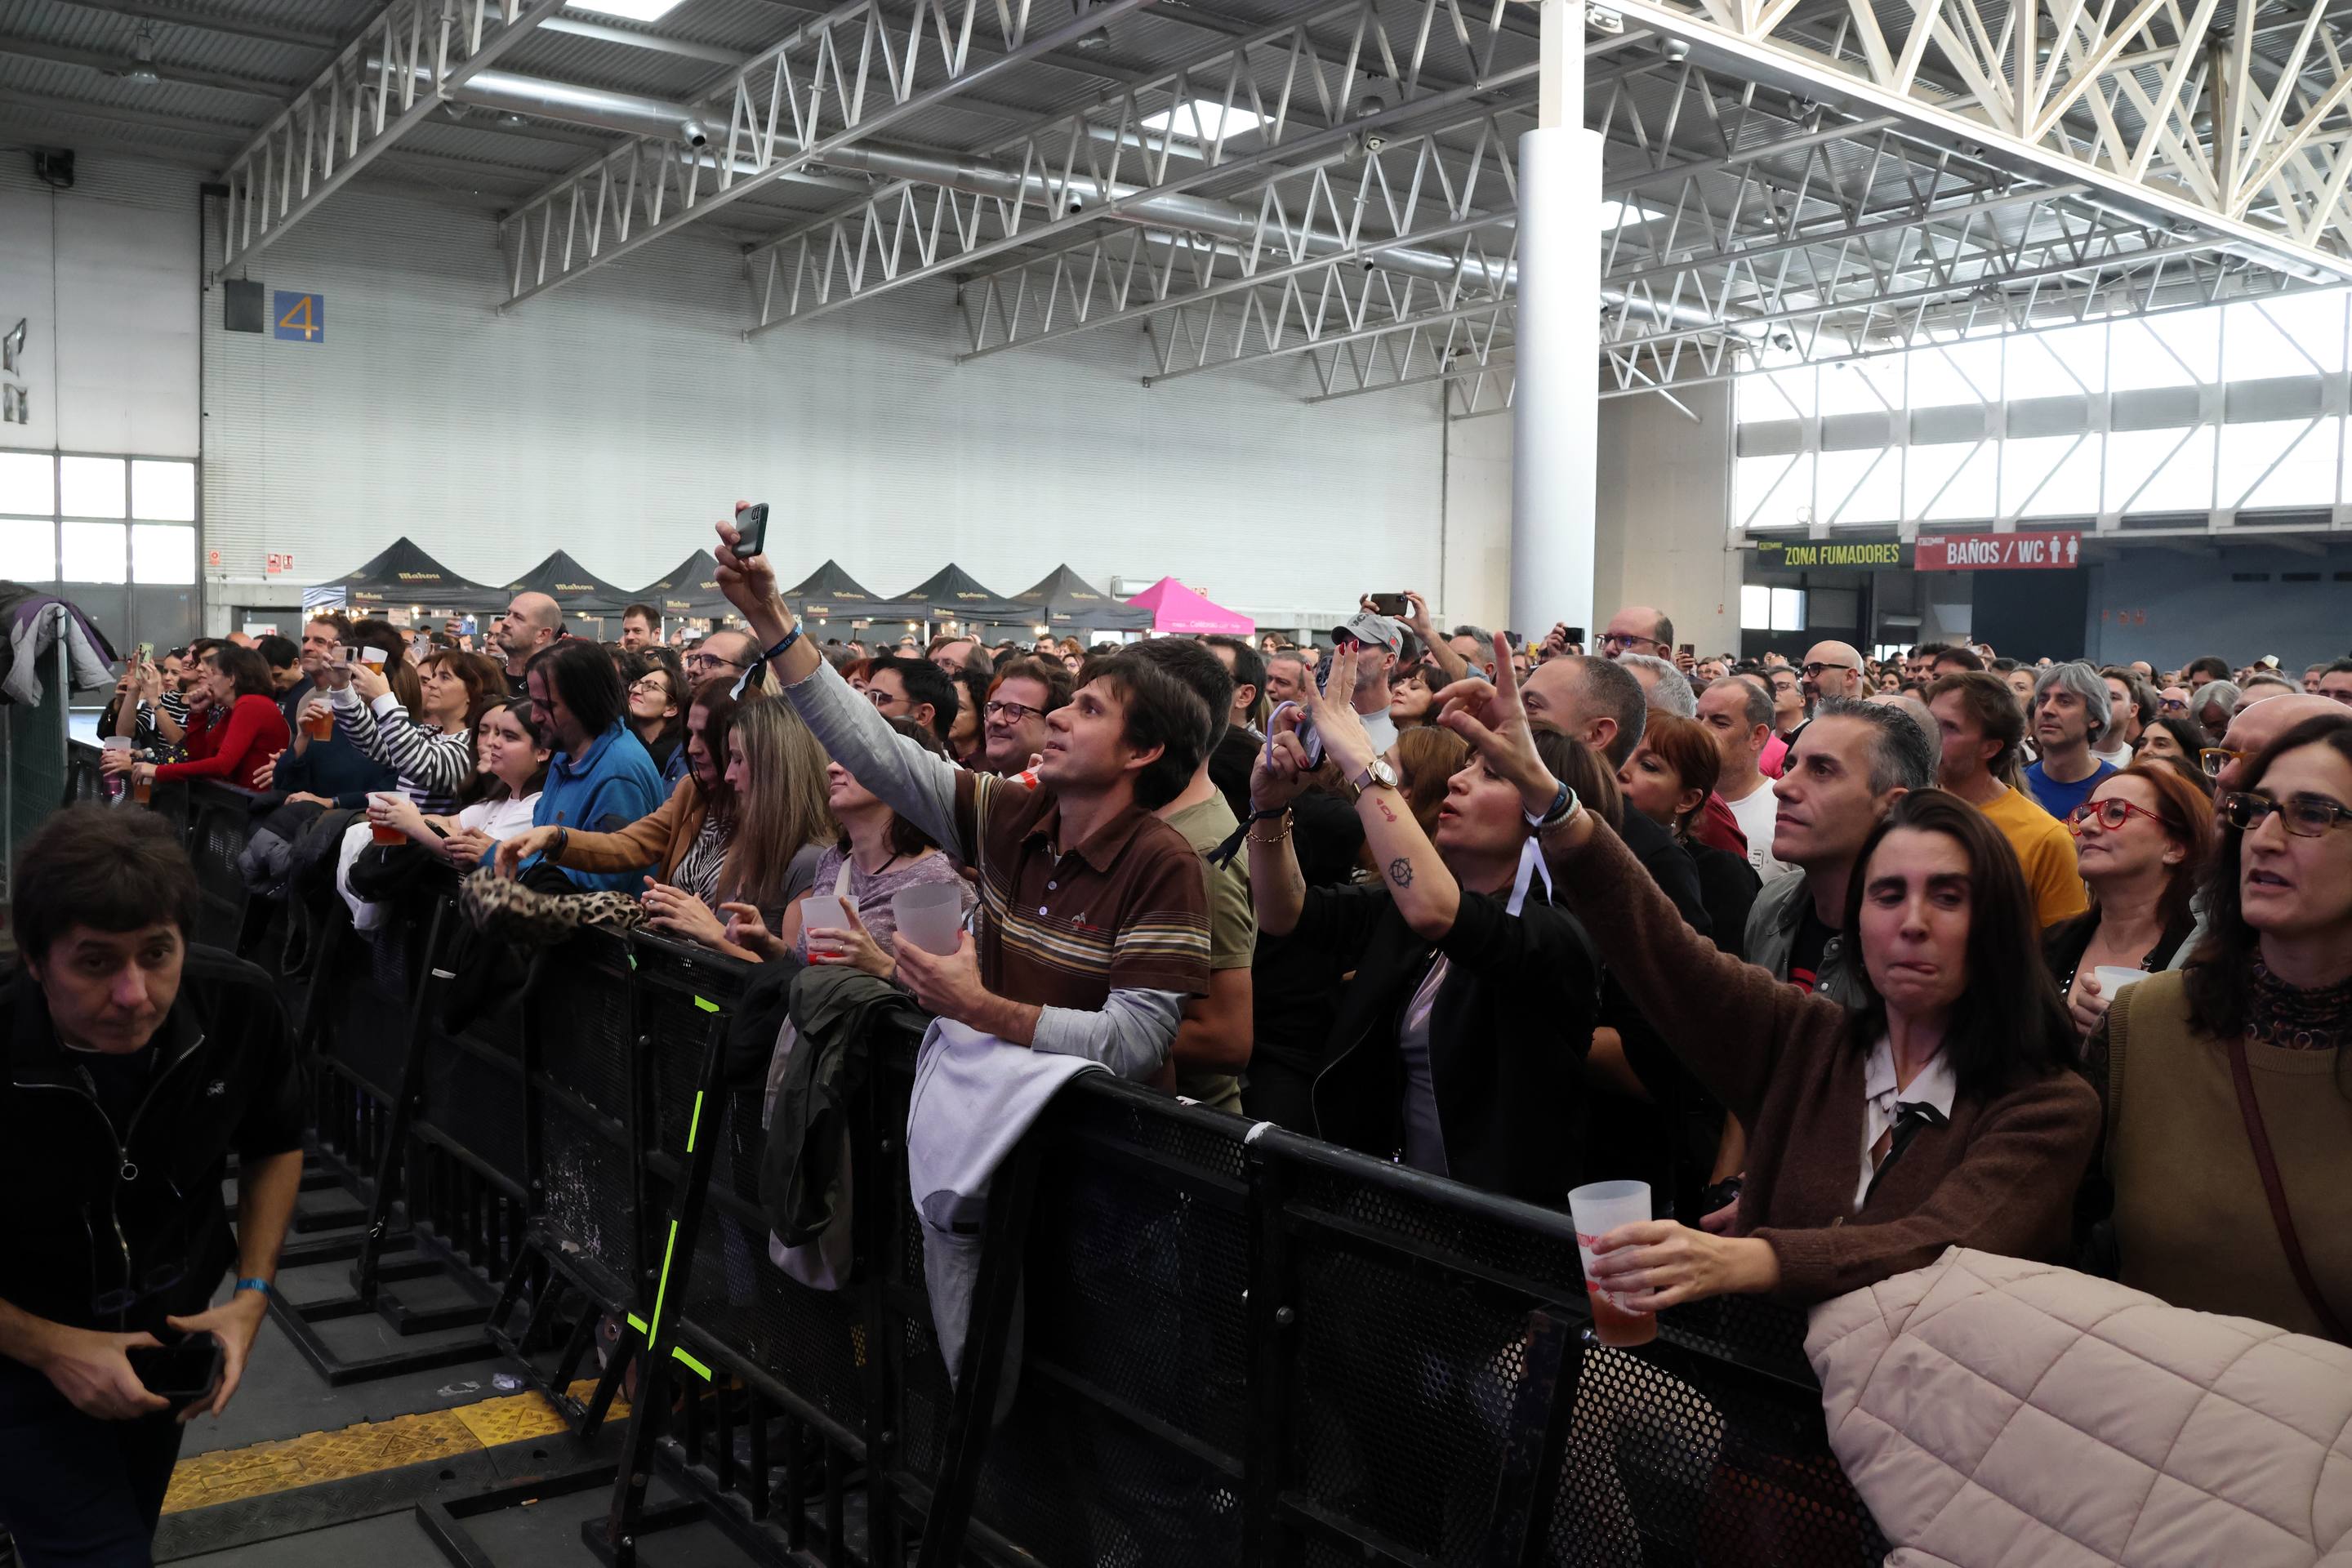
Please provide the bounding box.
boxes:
[1761,732,1789,779]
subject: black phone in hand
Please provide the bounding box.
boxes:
[129,1331,223,1414]
[734,502,770,559]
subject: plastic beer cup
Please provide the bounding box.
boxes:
[890,883,964,956]
[369,791,408,847]
[800,894,849,956]
[1570,1180,1658,1348]
[301,702,335,742]
[101,737,131,800]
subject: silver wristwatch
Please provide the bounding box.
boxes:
[1356,755,1399,792]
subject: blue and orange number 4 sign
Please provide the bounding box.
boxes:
[273,292,324,343]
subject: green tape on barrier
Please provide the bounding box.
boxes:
[626,1314,648,1334]
[686,1090,705,1155]
[693,995,718,1013]
[672,1348,713,1381]
[647,1219,679,1343]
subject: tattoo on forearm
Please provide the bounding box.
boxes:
[1387,857,1414,888]
[1374,797,1396,822]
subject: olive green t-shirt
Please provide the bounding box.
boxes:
[1160,793,1255,1113]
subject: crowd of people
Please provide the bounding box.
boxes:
[17,523,2347,1566]
[85,554,2352,1347]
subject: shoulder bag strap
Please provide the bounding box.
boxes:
[2225,1034,2349,1343]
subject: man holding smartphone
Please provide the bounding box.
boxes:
[0,808,304,1566]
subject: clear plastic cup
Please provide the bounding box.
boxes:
[891,882,964,956]
[2091,965,2147,999]
[800,893,849,954]
[102,737,131,800]
[1570,1179,1658,1348]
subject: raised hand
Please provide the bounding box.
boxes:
[1435,632,1557,819]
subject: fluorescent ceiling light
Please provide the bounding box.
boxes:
[565,0,686,21]
[1141,98,1265,142]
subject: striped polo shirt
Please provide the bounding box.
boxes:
[953,770,1211,1009]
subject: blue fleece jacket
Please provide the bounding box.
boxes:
[524,721,666,889]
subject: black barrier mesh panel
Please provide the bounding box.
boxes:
[1289,1242,1537,1566]
[685,1195,872,1433]
[533,938,635,1120]
[419,1038,527,1189]
[929,1093,1253,1568]
[539,1116,638,1298]
[646,996,710,1162]
[1543,1343,1886,1567]
[318,915,425,1098]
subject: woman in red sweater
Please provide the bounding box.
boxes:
[102,642,288,794]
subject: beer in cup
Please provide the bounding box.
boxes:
[1569,1179,1658,1348]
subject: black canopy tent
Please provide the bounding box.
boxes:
[875,564,1027,629]
[502,550,638,617]
[785,559,889,629]
[310,537,504,612]
[635,550,733,621]
[1008,564,1156,633]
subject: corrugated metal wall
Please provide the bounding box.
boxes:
[200,177,1506,630]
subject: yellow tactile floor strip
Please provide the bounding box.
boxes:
[162,1380,624,1513]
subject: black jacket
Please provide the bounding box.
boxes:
[1303,880,1600,1206]
[0,946,304,1336]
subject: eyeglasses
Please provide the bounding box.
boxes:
[630,677,672,697]
[2217,789,2352,838]
[1600,633,1663,653]
[1799,662,1858,679]
[2158,697,2189,713]
[2066,799,2169,834]
[2197,746,2246,779]
[684,653,743,674]
[866,688,902,710]
[983,698,1042,724]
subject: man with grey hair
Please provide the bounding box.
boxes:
[1618,653,1695,718]
[1747,697,1935,1002]
[2191,679,2242,746]
[1447,625,1495,680]
[2025,661,2114,820]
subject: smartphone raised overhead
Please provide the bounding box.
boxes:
[1366,592,1408,617]
[733,501,770,560]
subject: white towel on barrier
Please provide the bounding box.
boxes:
[906,1018,1105,1388]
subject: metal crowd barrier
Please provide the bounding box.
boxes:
[87,776,1885,1567]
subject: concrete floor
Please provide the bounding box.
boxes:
[151,1180,761,1567]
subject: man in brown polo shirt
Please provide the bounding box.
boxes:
[710,519,1210,1073]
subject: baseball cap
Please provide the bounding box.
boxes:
[2258,653,2281,669]
[1330,612,1403,653]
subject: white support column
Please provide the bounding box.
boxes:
[1510,0,1604,640]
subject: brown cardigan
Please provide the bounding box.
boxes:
[549,775,709,880]
[1557,820,2102,1303]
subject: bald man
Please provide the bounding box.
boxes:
[1784,639,1863,754]
[492,590,564,693]
[1599,605,1673,662]
[2212,691,2337,794]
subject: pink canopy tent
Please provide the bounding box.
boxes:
[1125,577,1254,635]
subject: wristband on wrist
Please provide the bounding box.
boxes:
[1523,783,1575,830]
[762,626,800,662]
[234,1276,271,1297]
